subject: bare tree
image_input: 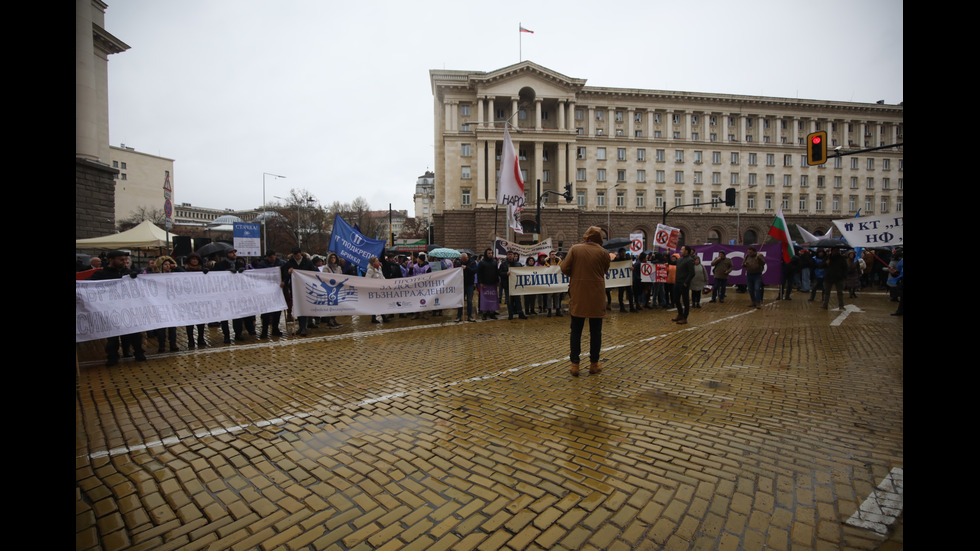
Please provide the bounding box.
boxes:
[268,189,331,253]
[398,218,429,239]
[118,206,167,232]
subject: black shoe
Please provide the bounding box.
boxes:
[198,338,207,347]
[260,331,268,339]
[135,353,147,362]
[519,314,528,320]
[105,357,119,367]
[555,311,562,317]
[509,315,514,320]
[489,313,498,319]
[272,330,283,337]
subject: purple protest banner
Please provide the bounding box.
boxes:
[686,244,783,286]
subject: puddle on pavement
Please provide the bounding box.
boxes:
[293,413,426,449]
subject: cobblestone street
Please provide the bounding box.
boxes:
[76,289,903,550]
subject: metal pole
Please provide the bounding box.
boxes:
[262,172,285,254]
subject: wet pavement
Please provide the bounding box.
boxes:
[76,288,903,551]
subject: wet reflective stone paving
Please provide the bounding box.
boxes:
[76,290,903,550]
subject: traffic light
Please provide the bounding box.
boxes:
[807,131,827,166]
[725,187,736,207]
[563,182,573,203]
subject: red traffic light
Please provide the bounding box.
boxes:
[806,131,827,166]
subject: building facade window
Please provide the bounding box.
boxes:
[461,188,471,205]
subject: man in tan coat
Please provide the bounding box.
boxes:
[560,226,611,376]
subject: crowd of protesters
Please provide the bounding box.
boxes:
[78,241,903,365]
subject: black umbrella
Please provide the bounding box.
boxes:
[812,238,850,249]
[196,241,234,257]
[602,237,632,251]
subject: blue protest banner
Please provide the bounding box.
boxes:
[329,214,386,271]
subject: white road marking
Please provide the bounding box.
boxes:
[846,467,903,535]
[830,304,863,326]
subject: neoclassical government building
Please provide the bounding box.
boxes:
[429,61,902,253]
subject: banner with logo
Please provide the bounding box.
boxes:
[507,260,632,296]
[493,237,553,264]
[329,214,386,272]
[653,224,680,250]
[290,268,462,317]
[233,222,261,258]
[75,268,287,343]
[832,213,903,249]
[629,233,644,256]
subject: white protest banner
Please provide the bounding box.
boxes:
[493,237,553,264]
[75,268,287,343]
[508,260,633,296]
[833,213,904,249]
[629,233,644,256]
[654,224,680,250]
[290,268,462,317]
[638,261,657,283]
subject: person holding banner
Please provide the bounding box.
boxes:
[215,248,257,342]
[91,250,147,365]
[744,246,767,308]
[545,250,564,317]
[561,226,610,376]
[709,251,733,303]
[500,250,527,320]
[456,253,477,322]
[477,249,500,320]
[256,250,286,338]
[285,247,318,335]
[183,252,208,348]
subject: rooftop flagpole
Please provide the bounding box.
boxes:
[519,24,533,62]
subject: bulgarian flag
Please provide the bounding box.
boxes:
[768,208,795,263]
[519,25,534,33]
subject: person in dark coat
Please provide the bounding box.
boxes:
[284,247,317,335]
[821,248,848,310]
[214,248,256,342]
[456,253,478,322]
[672,246,696,324]
[256,250,286,338]
[476,248,500,319]
[91,250,146,365]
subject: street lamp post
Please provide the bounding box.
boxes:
[262,172,285,254]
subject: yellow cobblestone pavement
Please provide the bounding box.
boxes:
[76,288,903,550]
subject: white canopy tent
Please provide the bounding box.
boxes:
[75,220,175,250]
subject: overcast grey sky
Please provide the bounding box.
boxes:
[106,0,903,215]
